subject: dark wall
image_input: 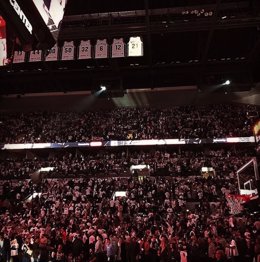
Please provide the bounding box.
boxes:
[0,88,260,112]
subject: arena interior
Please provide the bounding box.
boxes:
[0,1,260,262]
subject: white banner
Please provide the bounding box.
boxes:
[128,36,143,57]
[0,17,7,66]
[45,44,59,61]
[61,41,75,60]
[78,40,91,60]
[29,50,42,62]
[0,136,255,150]
[111,38,125,58]
[95,39,108,59]
[13,51,26,63]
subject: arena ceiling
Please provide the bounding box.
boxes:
[0,0,260,95]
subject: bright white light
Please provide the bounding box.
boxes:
[39,167,54,172]
[130,165,150,171]
[100,85,106,91]
[27,192,42,201]
[224,80,231,85]
[112,191,127,200]
[90,141,102,147]
[201,167,214,172]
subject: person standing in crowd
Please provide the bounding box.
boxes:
[21,237,33,262]
[72,233,83,261]
[214,250,227,262]
[128,236,140,262]
[235,232,247,262]
[119,237,126,262]
[10,236,19,262]
[39,234,50,262]
[0,233,10,262]
[105,238,115,262]
[158,236,169,262]
[142,237,150,262]
[115,237,122,262]
[208,237,216,261]
[95,235,104,262]
[244,232,254,262]
[180,245,188,262]
[254,236,260,262]
[82,232,89,262]
[51,244,65,262]
[226,237,239,262]
[150,236,159,262]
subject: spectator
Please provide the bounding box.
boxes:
[214,250,227,262]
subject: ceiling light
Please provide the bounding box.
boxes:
[224,80,231,85]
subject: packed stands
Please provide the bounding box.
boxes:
[0,104,258,143]
[0,104,259,262]
[0,148,255,180]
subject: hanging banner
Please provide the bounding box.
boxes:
[111,38,125,58]
[95,39,108,59]
[61,41,75,60]
[128,36,143,57]
[45,44,59,61]
[0,17,7,66]
[13,50,26,63]
[78,40,92,60]
[29,50,42,62]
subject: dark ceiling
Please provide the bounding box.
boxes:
[0,0,260,95]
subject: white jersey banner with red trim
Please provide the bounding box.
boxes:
[45,44,59,61]
[111,38,125,58]
[95,39,108,59]
[78,40,91,60]
[61,41,75,60]
[29,50,42,62]
[13,51,26,64]
[0,17,7,66]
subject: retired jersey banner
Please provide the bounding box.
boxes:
[111,38,125,58]
[29,50,42,62]
[45,44,59,61]
[0,17,7,66]
[78,40,91,60]
[13,51,26,63]
[128,36,143,57]
[61,41,75,60]
[95,39,108,59]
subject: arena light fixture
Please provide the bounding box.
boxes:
[100,85,107,91]
[224,80,231,85]
[39,167,54,172]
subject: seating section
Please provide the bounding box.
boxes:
[0,104,258,143]
[0,148,254,179]
[0,104,259,262]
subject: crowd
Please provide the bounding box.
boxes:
[0,103,259,262]
[0,148,255,179]
[0,175,259,262]
[0,104,258,143]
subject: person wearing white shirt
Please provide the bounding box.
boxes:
[10,238,19,262]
